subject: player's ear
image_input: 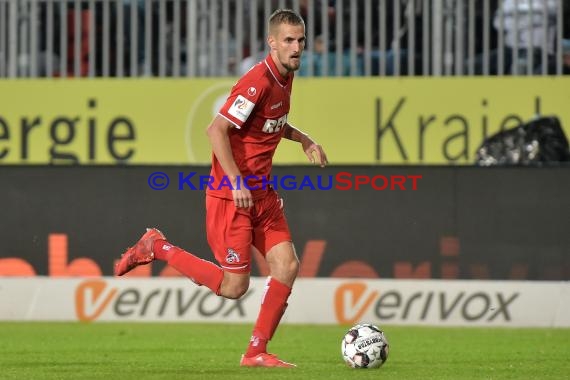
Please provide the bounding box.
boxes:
[267,35,276,50]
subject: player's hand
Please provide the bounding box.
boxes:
[302,137,328,167]
[232,179,253,209]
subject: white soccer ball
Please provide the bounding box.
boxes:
[341,323,389,369]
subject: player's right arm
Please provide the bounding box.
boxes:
[206,115,253,209]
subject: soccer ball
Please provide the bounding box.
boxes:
[341,323,389,369]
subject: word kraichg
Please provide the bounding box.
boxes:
[148,171,422,191]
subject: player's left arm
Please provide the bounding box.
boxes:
[283,123,328,167]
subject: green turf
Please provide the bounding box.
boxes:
[0,323,568,380]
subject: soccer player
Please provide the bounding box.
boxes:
[114,9,327,368]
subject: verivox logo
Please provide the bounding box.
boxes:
[333,282,520,325]
[75,280,118,322]
[334,283,379,324]
[74,279,253,322]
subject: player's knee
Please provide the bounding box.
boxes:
[224,283,249,299]
[280,257,299,279]
[290,257,300,276]
[220,272,250,299]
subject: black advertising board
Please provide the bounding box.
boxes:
[1,165,568,280]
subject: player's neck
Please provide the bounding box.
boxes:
[269,53,291,80]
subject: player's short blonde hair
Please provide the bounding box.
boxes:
[268,9,305,36]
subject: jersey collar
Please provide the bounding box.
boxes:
[264,54,290,87]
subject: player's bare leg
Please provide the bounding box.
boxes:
[218,271,250,300]
[265,242,299,287]
[240,241,299,368]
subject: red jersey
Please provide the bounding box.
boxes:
[207,54,294,200]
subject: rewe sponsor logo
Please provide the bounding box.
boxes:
[334,282,519,325]
[74,279,253,322]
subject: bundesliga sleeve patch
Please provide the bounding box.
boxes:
[227,95,256,123]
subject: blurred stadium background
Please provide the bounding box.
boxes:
[1,0,569,378]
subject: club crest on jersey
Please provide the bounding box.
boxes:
[228,95,255,123]
[226,248,240,264]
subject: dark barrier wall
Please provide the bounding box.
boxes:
[0,166,568,280]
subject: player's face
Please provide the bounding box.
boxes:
[270,23,306,73]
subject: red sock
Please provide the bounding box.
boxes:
[245,277,291,357]
[153,240,224,295]
[153,239,175,261]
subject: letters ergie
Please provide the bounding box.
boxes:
[0,99,137,164]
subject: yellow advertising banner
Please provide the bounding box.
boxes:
[0,77,568,165]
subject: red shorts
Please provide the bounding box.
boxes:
[205,190,292,274]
